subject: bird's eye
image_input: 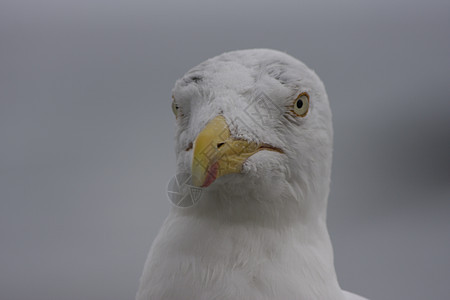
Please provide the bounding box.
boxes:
[292,93,309,117]
[171,98,179,117]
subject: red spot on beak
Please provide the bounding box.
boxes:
[201,162,219,188]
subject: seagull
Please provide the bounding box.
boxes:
[136,49,368,300]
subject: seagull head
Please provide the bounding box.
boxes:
[171,49,332,215]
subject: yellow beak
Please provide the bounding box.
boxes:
[191,116,261,187]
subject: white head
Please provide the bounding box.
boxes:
[171,49,333,224]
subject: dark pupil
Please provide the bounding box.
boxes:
[296,99,303,109]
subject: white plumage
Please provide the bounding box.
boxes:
[136,49,368,300]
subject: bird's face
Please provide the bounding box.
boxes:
[171,50,332,204]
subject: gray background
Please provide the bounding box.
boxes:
[1,1,449,299]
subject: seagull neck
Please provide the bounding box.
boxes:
[169,192,341,298]
[164,187,342,299]
[183,187,331,242]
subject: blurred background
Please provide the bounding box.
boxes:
[1,0,449,299]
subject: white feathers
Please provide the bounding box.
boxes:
[136,49,368,300]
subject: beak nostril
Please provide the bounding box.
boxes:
[217,142,225,149]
